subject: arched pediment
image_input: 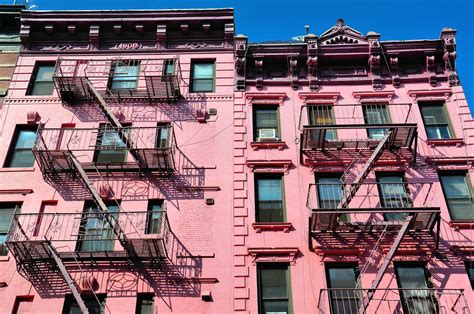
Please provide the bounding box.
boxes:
[319,18,367,45]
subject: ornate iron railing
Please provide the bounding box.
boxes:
[317,288,471,314]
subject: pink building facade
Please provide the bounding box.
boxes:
[0,8,472,314]
[0,8,236,313]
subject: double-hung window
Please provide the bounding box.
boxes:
[439,173,474,220]
[163,59,175,77]
[255,175,285,223]
[77,201,119,252]
[190,61,215,93]
[156,124,171,148]
[27,63,55,96]
[325,263,360,314]
[363,104,391,139]
[109,60,140,92]
[395,263,437,314]
[0,203,19,256]
[377,173,411,221]
[5,125,37,168]
[419,102,453,139]
[63,294,106,314]
[94,125,129,164]
[307,105,336,140]
[257,263,292,314]
[316,176,348,222]
[136,293,154,314]
[146,200,163,235]
[254,106,280,141]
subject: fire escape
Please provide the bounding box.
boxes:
[300,104,455,312]
[7,58,181,313]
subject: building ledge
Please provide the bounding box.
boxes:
[246,159,293,173]
[314,247,362,256]
[250,141,287,150]
[0,167,35,172]
[0,189,33,195]
[299,92,340,104]
[0,255,10,262]
[248,247,299,265]
[252,222,293,233]
[352,90,396,103]
[449,220,474,229]
[427,138,465,147]
[246,92,286,105]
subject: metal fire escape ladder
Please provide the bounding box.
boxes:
[67,153,132,254]
[47,242,89,314]
[84,79,147,169]
[337,130,395,209]
[357,214,414,314]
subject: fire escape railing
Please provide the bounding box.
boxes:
[53,57,182,103]
[33,125,176,174]
[307,182,440,234]
[317,288,471,314]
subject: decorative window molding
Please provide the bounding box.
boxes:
[248,247,299,265]
[298,92,340,105]
[407,89,452,102]
[246,93,286,105]
[250,141,287,151]
[246,160,292,174]
[252,222,293,233]
[314,247,362,257]
[352,90,396,103]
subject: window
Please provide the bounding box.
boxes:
[363,104,391,139]
[255,175,285,223]
[439,173,474,220]
[156,124,171,148]
[109,60,140,92]
[4,125,37,168]
[62,294,106,314]
[465,261,474,289]
[257,263,292,314]
[376,173,411,221]
[27,63,55,96]
[146,200,163,234]
[136,294,155,314]
[395,263,437,314]
[0,203,19,256]
[94,125,129,164]
[307,105,336,140]
[163,59,175,76]
[77,201,119,252]
[253,106,280,141]
[12,295,34,314]
[316,175,348,222]
[419,103,453,139]
[190,61,215,93]
[325,263,360,314]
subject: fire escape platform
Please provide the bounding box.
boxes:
[310,207,440,233]
[301,123,418,151]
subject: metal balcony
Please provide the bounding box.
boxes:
[317,288,471,314]
[53,58,181,103]
[299,103,418,163]
[307,182,440,233]
[6,210,170,264]
[33,125,176,174]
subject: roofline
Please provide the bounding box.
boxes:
[22,8,234,14]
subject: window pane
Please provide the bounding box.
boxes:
[65,295,106,314]
[317,178,342,207]
[364,105,390,124]
[328,267,358,289]
[30,65,55,95]
[378,175,410,220]
[262,300,289,314]
[256,110,278,129]
[426,126,451,139]
[156,127,170,148]
[308,106,336,140]
[420,106,448,125]
[137,294,154,314]
[396,265,436,314]
[258,264,290,314]
[36,65,55,81]
[30,81,55,96]
[192,79,214,92]
[15,130,36,149]
[440,174,474,220]
[440,176,470,198]
[111,64,139,90]
[8,150,35,168]
[79,203,118,252]
[258,178,282,201]
[0,206,16,233]
[146,201,162,234]
[193,63,214,78]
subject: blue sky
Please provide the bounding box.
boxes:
[4,0,474,109]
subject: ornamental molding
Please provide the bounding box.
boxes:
[352,91,396,103]
[319,19,367,46]
[407,89,452,102]
[248,247,299,265]
[246,160,293,174]
[245,93,286,105]
[298,92,340,104]
[4,97,62,105]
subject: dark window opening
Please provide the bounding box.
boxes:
[257,263,291,314]
[253,106,280,141]
[255,174,285,223]
[190,61,215,93]
[4,125,37,168]
[27,63,55,96]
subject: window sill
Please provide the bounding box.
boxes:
[250,141,287,150]
[252,222,293,233]
[449,221,474,229]
[0,255,10,262]
[427,139,465,147]
[0,167,35,172]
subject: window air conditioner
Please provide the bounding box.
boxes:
[258,128,277,141]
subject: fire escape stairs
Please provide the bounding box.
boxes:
[84,78,148,170]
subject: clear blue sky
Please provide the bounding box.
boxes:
[4,0,474,109]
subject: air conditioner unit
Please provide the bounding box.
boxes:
[258,128,277,141]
